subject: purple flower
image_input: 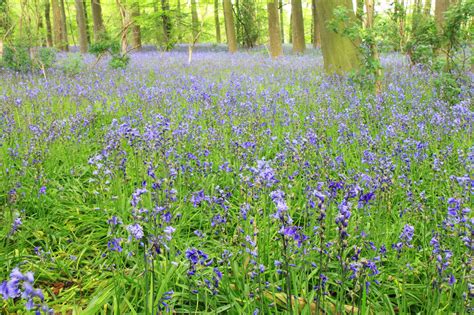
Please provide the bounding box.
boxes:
[9,217,22,236]
[164,226,176,240]
[38,186,46,196]
[107,238,123,252]
[400,224,414,243]
[127,224,144,240]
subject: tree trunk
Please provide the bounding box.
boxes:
[191,0,199,40]
[223,0,237,53]
[83,0,90,43]
[267,0,283,58]
[116,0,129,55]
[289,11,292,43]
[75,0,88,53]
[291,0,305,53]
[52,0,63,49]
[44,0,53,47]
[317,0,360,73]
[161,0,172,49]
[311,0,321,47]
[214,0,221,43]
[59,0,68,51]
[131,1,141,50]
[279,0,284,43]
[91,0,105,42]
[435,0,450,32]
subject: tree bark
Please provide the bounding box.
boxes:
[291,0,305,53]
[83,0,90,43]
[116,0,129,55]
[191,0,199,40]
[214,0,221,43]
[75,0,88,53]
[317,0,360,73]
[311,0,321,47]
[223,0,237,53]
[44,0,53,47]
[52,0,65,50]
[59,0,68,51]
[267,0,283,58]
[279,0,284,43]
[91,0,106,42]
[131,1,141,50]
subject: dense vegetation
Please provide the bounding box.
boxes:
[0,0,472,314]
[0,50,472,314]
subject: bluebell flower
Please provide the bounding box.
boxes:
[127,223,144,240]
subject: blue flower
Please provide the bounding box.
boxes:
[127,224,144,240]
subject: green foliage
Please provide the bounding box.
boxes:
[441,0,473,71]
[406,14,438,65]
[109,54,130,69]
[2,44,32,72]
[58,53,85,75]
[1,45,56,72]
[35,47,57,69]
[405,0,472,103]
[89,39,129,70]
[3,44,56,72]
[89,39,120,57]
[328,6,382,90]
[235,0,259,48]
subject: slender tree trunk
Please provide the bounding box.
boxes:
[131,1,141,50]
[279,0,284,42]
[91,0,106,42]
[116,0,129,55]
[44,0,53,47]
[223,0,237,52]
[191,0,199,40]
[161,0,172,49]
[289,11,292,43]
[59,0,68,51]
[267,0,283,58]
[52,0,62,49]
[214,0,221,43]
[83,0,90,43]
[317,0,360,73]
[311,0,321,47]
[75,0,88,53]
[291,0,305,53]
